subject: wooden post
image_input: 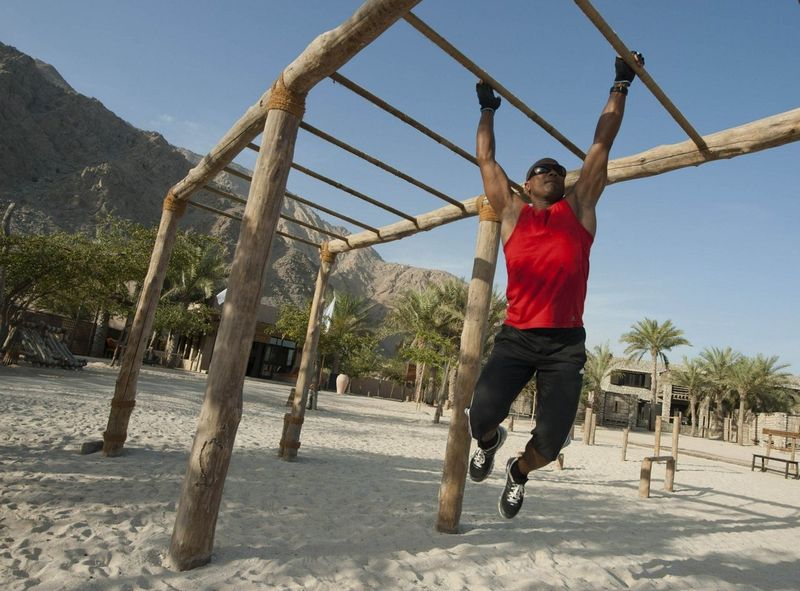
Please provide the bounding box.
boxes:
[583,408,593,445]
[280,245,336,459]
[167,1,422,571]
[589,411,597,445]
[436,198,500,534]
[169,98,304,571]
[664,457,675,492]
[671,412,681,469]
[654,415,662,456]
[621,428,630,461]
[103,195,185,456]
[639,456,676,498]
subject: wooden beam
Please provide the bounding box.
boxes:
[573,0,708,151]
[197,188,344,241]
[244,142,418,224]
[169,0,421,570]
[280,248,336,460]
[212,165,381,235]
[187,200,322,248]
[403,11,586,160]
[286,190,380,236]
[436,199,501,533]
[329,72,477,166]
[300,121,466,211]
[326,108,800,253]
[290,162,418,224]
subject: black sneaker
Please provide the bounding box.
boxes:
[498,457,526,519]
[469,426,507,482]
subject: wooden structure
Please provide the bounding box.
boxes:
[639,456,676,499]
[671,413,681,469]
[89,0,800,570]
[752,428,800,479]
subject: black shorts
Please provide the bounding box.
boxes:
[468,325,587,462]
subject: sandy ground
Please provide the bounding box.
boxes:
[1,361,798,590]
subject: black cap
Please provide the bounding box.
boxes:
[526,158,561,181]
[525,158,561,181]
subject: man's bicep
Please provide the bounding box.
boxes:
[479,162,513,214]
[574,143,610,206]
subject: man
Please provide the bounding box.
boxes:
[468,52,644,519]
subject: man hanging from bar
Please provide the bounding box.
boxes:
[468,51,644,519]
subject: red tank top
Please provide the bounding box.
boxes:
[503,199,593,329]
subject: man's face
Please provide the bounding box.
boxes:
[524,161,566,202]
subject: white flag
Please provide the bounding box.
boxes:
[215,289,227,305]
[321,295,336,333]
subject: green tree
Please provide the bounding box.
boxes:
[583,342,615,412]
[698,346,740,436]
[670,356,710,436]
[620,318,690,429]
[384,286,447,403]
[729,354,791,445]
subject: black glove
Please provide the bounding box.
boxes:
[476,81,501,112]
[614,51,644,84]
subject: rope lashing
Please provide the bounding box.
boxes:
[162,191,187,215]
[477,197,500,223]
[267,74,306,119]
[320,242,337,264]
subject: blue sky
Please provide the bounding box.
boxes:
[2,1,799,372]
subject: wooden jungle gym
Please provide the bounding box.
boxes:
[96,0,800,571]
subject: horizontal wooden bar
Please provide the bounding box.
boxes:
[326,107,800,253]
[300,121,466,211]
[187,200,321,248]
[403,11,586,160]
[285,191,381,236]
[329,72,477,165]
[291,162,419,225]
[573,0,708,151]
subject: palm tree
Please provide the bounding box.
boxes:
[323,291,375,385]
[435,279,506,409]
[698,346,740,437]
[383,286,444,403]
[583,342,615,412]
[670,356,709,436]
[729,354,791,445]
[620,318,690,429]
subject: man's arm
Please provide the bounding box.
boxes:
[475,82,520,230]
[569,52,643,235]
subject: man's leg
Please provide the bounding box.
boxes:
[468,327,535,482]
[499,329,585,518]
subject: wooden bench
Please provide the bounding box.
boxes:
[751,428,799,480]
[751,454,799,479]
[638,456,675,498]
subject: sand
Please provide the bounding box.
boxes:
[1,361,798,590]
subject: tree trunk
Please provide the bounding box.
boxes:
[689,394,698,437]
[445,360,458,409]
[649,352,659,430]
[736,396,747,446]
[437,198,500,533]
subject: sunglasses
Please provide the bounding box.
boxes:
[528,163,567,179]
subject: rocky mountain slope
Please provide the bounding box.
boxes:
[0,41,456,321]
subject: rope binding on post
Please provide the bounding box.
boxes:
[320,241,336,264]
[162,190,187,216]
[477,197,500,223]
[267,74,307,119]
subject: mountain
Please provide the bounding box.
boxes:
[0,41,457,323]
